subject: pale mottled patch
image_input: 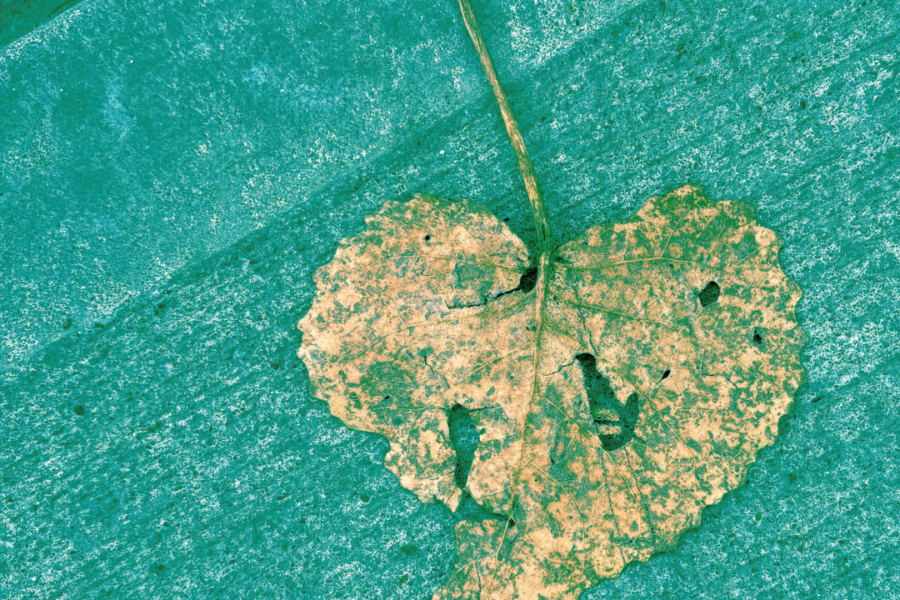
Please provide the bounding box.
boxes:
[298,186,805,600]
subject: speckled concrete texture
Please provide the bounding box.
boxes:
[1,0,898,598]
[0,0,76,48]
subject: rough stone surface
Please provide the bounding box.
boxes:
[1,0,898,599]
[0,0,76,48]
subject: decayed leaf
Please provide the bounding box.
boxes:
[298,185,805,599]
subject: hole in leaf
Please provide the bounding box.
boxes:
[661,368,671,380]
[575,353,640,451]
[515,267,538,293]
[752,330,763,346]
[777,413,791,435]
[423,234,431,242]
[493,266,538,299]
[698,281,721,307]
[448,404,479,489]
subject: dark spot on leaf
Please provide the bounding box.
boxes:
[74,405,85,416]
[788,473,798,483]
[661,368,671,380]
[576,353,640,451]
[359,493,370,503]
[400,544,418,556]
[448,404,479,489]
[752,330,763,346]
[800,100,807,110]
[399,575,409,584]
[150,564,166,575]
[62,318,72,330]
[698,281,720,307]
[811,396,823,403]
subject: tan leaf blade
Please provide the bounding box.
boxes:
[298,185,806,600]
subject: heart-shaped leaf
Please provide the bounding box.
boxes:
[298,185,805,599]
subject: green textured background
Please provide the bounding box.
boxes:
[1,0,898,598]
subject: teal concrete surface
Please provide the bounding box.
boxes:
[1,0,898,598]
[0,0,82,48]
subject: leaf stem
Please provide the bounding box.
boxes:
[456,0,554,253]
